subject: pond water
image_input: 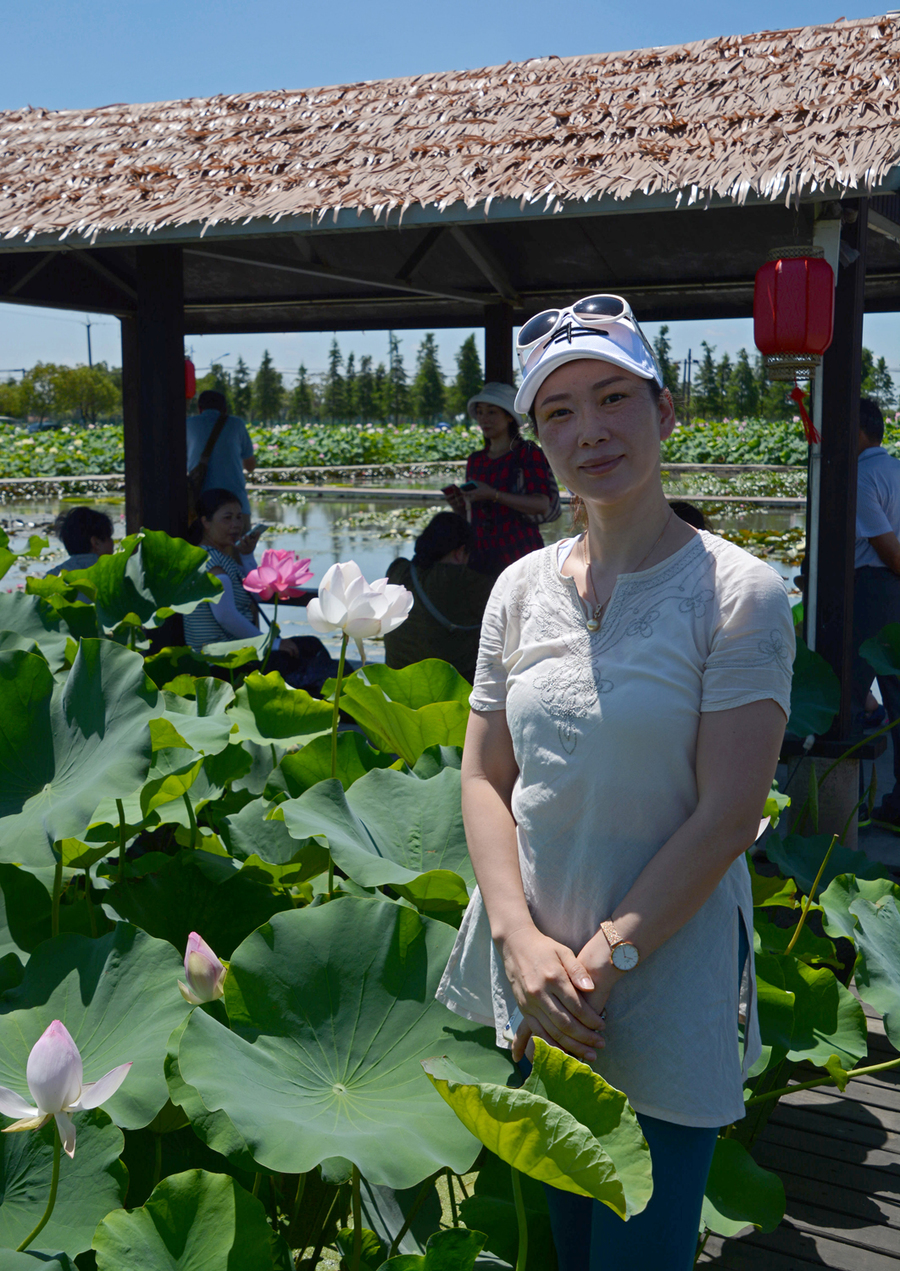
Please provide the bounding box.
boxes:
[1,484,805,660]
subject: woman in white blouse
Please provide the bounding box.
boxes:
[436,296,794,1270]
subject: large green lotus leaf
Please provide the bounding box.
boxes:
[178,898,509,1186]
[142,647,213,689]
[227,670,333,745]
[0,591,71,672]
[0,864,56,961]
[218,796,329,875]
[787,637,840,738]
[200,636,268,668]
[701,1138,785,1237]
[753,913,837,966]
[424,1037,652,1218]
[164,1019,260,1172]
[65,531,222,632]
[327,661,472,712]
[92,1169,277,1271]
[0,926,190,1129]
[459,1149,556,1271]
[155,678,236,755]
[754,951,866,1069]
[102,851,292,959]
[0,642,157,867]
[410,746,463,780]
[282,768,474,891]
[860,622,900,676]
[376,1229,487,1271]
[765,832,889,896]
[331,671,469,767]
[830,880,900,1050]
[266,730,398,799]
[0,1111,126,1255]
[0,1252,74,1269]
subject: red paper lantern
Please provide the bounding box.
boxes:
[184,357,196,401]
[753,247,834,381]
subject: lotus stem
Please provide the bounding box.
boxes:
[16,1119,61,1251]
[260,597,279,674]
[790,713,899,829]
[84,867,97,938]
[152,1133,163,1190]
[183,791,198,851]
[251,1172,261,1198]
[327,633,350,896]
[116,798,127,884]
[50,856,63,938]
[745,1054,900,1107]
[784,833,837,955]
[511,1166,528,1271]
[387,1170,438,1258]
[350,1165,363,1271]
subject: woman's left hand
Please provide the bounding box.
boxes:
[575,931,623,1021]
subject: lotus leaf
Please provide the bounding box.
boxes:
[153,678,236,755]
[410,746,463,780]
[200,635,268,668]
[0,1111,126,1255]
[218,796,330,876]
[164,1019,260,1172]
[64,531,221,631]
[0,925,190,1129]
[0,1253,74,1269]
[359,1177,443,1260]
[143,647,213,689]
[0,591,73,672]
[376,1228,487,1271]
[226,670,333,747]
[178,898,510,1187]
[92,1169,277,1270]
[459,1149,556,1271]
[701,1138,784,1237]
[0,642,157,867]
[281,768,474,891]
[327,662,469,765]
[424,1037,652,1218]
[820,877,900,1049]
[786,638,840,738]
[754,952,867,1069]
[266,730,398,799]
[766,833,889,896]
[860,622,900,676]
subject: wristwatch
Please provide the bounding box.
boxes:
[600,921,640,972]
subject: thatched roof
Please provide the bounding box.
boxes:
[2,13,899,243]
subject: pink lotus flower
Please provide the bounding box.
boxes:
[178,932,227,1005]
[243,550,314,601]
[0,1020,131,1158]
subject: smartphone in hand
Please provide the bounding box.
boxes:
[459,481,478,492]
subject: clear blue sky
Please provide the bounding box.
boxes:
[2,1,897,387]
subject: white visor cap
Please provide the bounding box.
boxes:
[514,323,663,416]
[467,381,522,422]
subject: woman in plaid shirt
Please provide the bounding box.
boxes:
[445,382,558,578]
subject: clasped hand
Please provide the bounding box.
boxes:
[499,926,616,1064]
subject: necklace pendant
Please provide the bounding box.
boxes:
[586,617,600,632]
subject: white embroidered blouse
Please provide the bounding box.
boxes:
[436,530,795,1128]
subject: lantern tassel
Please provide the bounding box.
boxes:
[790,382,819,445]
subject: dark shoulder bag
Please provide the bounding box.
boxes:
[187,410,229,522]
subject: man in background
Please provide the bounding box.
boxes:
[852,397,900,827]
[186,390,256,532]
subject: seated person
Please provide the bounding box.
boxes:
[384,512,494,683]
[184,487,334,693]
[46,506,115,575]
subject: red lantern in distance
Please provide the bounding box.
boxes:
[184,357,196,401]
[753,247,834,381]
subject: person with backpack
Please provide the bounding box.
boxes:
[444,382,561,577]
[186,389,256,533]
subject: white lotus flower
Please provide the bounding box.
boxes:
[178,931,227,1005]
[0,1020,131,1158]
[306,560,413,661]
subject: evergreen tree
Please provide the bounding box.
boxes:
[355,355,377,423]
[322,339,345,422]
[652,325,681,401]
[232,357,252,418]
[411,333,445,423]
[384,333,408,424]
[194,362,233,410]
[446,334,483,418]
[251,350,284,422]
[862,348,895,411]
[344,352,358,421]
[372,362,389,422]
[754,355,792,421]
[724,349,759,417]
[290,365,316,421]
[692,342,722,418]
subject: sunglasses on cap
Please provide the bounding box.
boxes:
[516,294,660,379]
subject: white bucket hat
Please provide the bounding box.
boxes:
[467,382,522,422]
[514,301,662,416]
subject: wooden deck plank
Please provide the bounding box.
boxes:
[761,1122,900,1179]
[755,1141,900,1208]
[700,1225,900,1268]
[768,1104,900,1158]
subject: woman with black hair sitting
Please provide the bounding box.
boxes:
[384,512,494,683]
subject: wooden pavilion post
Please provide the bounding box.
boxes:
[812,199,868,741]
[121,245,187,535]
[483,303,514,385]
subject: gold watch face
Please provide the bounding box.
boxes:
[611,942,639,971]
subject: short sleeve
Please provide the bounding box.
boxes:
[517,443,553,498]
[857,467,892,540]
[701,558,795,718]
[468,575,512,712]
[239,421,254,459]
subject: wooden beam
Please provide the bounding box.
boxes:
[483,303,515,385]
[815,199,868,739]
[123,246,187,536]
[4,253,54,296]
[395,228,446,282]
[451,227,520,304]
[72,250,137,302]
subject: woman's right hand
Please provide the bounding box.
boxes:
[498,925,606,1063]
[278,637,300,658]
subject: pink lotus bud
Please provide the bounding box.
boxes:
[243,550,314,601]
[178,932,227,1005]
